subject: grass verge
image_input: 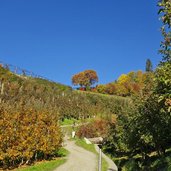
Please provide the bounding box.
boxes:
[15,148,69,171]
[15,158,66,171]
[55,147,70,157]
[75,138,108,171]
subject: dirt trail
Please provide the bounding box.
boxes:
[54,140,97,171]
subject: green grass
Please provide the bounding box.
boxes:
[15,148,69,171]
[60,118,80,126]
[15,158,66,171]
[55,147,70,157]
[75,138,108,171]
[101,157,109,171]
[76,138,96,153]
[61,118,74,125]
[60,118,94,127]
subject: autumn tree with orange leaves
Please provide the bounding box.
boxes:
[72,70,98,90]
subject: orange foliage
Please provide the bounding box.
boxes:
[0,106,62,169]
[76,118,115,138]
[72,70,98,88]
[95,71,154,97]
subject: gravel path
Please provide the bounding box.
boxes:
[54,140,97,171]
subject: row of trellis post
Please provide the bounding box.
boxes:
[0,61,54,82]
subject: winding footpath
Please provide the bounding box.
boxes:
[54,139,97,171]
[54,137,118,171]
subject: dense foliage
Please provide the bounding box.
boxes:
[0,67,66,169]
[0,104,62,169]
[0,65,130,169]
[102,1,171,170]
[76,117,116,139]
[95,70,154,97]
[158,0,171,62]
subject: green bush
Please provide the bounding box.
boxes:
[122,159,140,171]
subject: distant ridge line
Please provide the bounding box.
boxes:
[0,60,55,83]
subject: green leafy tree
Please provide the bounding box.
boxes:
[156,0,171,113]
[158,0,171,62]
[96,84,107,94]
[128,0,171,157]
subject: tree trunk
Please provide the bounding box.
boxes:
[1,82,4,95]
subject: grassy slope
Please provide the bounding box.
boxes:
[0,66,129,105]
[75,90,131,111]
[0,66,71,91]
[29,77,71,91]
[0,66,131,100]
[75,89,130,101]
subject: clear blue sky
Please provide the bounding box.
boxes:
[0,0,162,86]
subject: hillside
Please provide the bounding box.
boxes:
[0,65,130,120]
[1,61,171,171]
[0,65,71,91]
[74,90,131,115]
[75,89,130,102]
[0,64,130,170]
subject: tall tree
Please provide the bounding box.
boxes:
[158,0,171,62]
[72,70,98,89]
[145,59,153,72]
[156,0,171,112]
[134,0,171,156]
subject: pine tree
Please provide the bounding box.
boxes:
[145,59,153,72]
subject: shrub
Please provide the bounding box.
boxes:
[0,105,62,169]
[76,118,112,138]
[76,123,96,138]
